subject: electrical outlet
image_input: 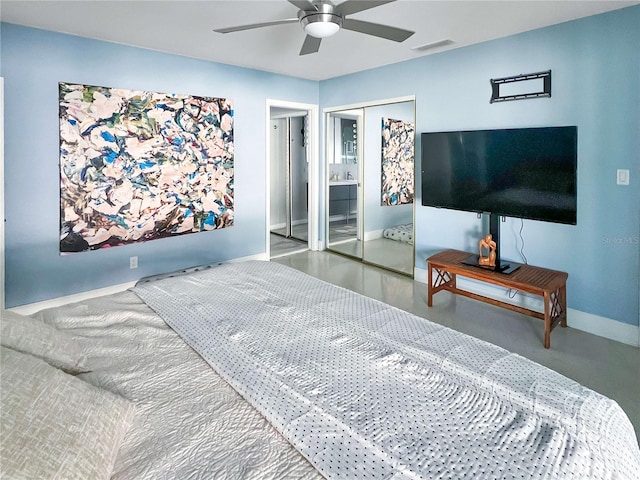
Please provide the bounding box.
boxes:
[130,256,138,269]
[617,169,629,185]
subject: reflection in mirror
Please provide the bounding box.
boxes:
[361,100,415,276]
[326,100,415,276]
[341,118,357,164]
[269,112,309,258]
[330,111,360,164]
[327,109,362,259]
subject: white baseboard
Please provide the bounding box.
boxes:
[270,220,308,231]
[413,266,429,284]
[229,252,268,263]
[9,281,137,315]
[414,266,639,347]
[567,309,639,346]
[364,229,383,242]
[9,253,268,316]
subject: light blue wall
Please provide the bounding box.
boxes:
[1,23,318,307]
[3,7,639,328]
[320,6,639,327]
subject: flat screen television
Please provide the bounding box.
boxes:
[421,126,577,223]
[421,126,577,272]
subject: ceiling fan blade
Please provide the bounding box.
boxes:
[335,0,395,17]
[300,35,322,55]
[214,18,298,34]
[288,0,318,11]
[342,18,414,42]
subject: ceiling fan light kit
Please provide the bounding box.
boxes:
[303,21,340,38]
[214,0,414,56]
[299,7,342,38]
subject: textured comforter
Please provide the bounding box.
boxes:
[133,261,640,480]
[34,289,321,480]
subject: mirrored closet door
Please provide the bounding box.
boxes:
[326,100,415,276]
[270,112,309,249]
[326,110,363,259]
[361,101,415,275]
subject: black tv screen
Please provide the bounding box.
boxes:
[421,126,577,224]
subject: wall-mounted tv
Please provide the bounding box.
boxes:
[421,126,577,225]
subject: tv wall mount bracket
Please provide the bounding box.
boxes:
[490,70,551,103]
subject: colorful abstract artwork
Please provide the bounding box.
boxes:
[381,117,414,206]
[59,82,234,253]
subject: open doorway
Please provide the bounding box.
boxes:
[266,101,319,259]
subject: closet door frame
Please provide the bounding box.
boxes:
[266,100,320,258]
[323,95,416,276]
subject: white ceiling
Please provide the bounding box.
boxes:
[1,0,637,80]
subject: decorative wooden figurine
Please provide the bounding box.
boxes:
[478,234,497,267]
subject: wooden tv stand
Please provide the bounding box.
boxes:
[427,249,568,349]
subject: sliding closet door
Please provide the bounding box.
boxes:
[326,110,363,259]
[361,101,415,275]
[270,115,309,239]
[325,100,414,275]
[289,116,308,242]
[269,118,289,237]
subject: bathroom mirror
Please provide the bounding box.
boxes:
[340,118,357,164]
[330,111,359,164]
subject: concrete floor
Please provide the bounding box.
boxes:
[270,233,308,259]
[271,223,414,276]
[273,250,640,441]
[328,237,414,275]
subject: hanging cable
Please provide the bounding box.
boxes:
[506,219,527,299]
[519,218,528,265]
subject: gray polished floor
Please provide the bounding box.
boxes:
[270,233,307,259]
[273,250,640,441]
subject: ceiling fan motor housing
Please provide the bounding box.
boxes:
[213,0,415,55]
[298,2,343,38]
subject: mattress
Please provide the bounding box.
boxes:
[382,223,413,244]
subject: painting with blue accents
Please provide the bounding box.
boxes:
[381,117,414,206]
[58,82,234,253]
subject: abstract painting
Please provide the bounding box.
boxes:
[59,82,234,253]
[381,117,414,206]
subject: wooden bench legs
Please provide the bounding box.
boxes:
[427,260,568,349]
[543,284,567,349]
[427,266,455,307]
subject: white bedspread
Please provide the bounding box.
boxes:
[383,223,414,245]
[133,260,640,480]
[35,290,321,480]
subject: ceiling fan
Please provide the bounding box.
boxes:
[214,0,415,56]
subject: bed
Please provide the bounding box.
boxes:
[382,223,413,245]
[1,260,639,479]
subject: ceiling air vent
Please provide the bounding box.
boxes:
[411,39,454,52]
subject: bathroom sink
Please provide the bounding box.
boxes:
[329,180,357,185]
